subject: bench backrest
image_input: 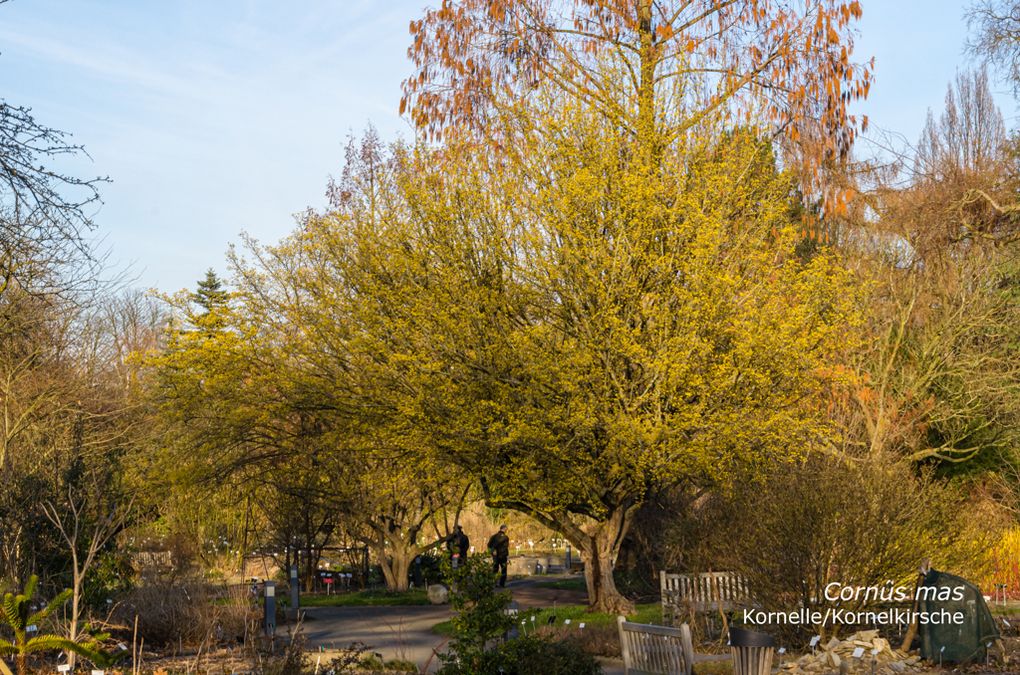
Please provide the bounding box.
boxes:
[661,571,749,614]
[617,616,693,675]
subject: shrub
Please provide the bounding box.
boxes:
[536,624,621,658]
[474,634,601,675]
[113,581,256,648]
[321,641,373,674]
[436,555,515,673]
[661,453,997,641]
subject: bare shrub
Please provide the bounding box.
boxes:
[534,624,620,658]
[258,621,308,675]
[661,453,997,641]
[113,582,256,649]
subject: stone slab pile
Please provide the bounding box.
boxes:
[779,630,924,674]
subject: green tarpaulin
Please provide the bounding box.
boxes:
[917,569,999,664]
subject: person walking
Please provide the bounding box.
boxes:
[487,524,510,587]
[446,524,469,569]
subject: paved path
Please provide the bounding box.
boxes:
[297,576,627,673]
[301,605,452,670]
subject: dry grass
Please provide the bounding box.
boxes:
[113,582,258,651]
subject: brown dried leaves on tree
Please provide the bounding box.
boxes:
[402,0,872,201]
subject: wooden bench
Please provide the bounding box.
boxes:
[660,571,749,626]
[617,616,693,675]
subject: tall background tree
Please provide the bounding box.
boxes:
[403,0,872,198]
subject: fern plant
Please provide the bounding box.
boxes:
[0,575,108,675]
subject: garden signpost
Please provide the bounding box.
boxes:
[264,581,276,637]
[290,566,300,617]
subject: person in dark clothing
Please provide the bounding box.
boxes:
[487,524,510,587]
[446,525,469,569]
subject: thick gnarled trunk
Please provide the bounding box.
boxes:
[569,505,637,615]
[577,529,632,614]
[375,541,416,592]
[502,498,639,615]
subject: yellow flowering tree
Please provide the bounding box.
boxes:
[263,106,863,611]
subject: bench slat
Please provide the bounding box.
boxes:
[617,616,692,675]
[660,570,750,619]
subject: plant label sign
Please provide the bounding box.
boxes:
[57,665,71,673]
[809,636,820,647]
[91,670,104,675]
[852,648,865,659]
[26,625,37,633]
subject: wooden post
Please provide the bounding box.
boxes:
[899,558,931,653]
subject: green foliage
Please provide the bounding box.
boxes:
[82,551,134,609]
[191,268,229,315]
[437,555,515,672]
[528,603,662,629]
[434,601,662,637]
[0,575,109,675]
[145,230,468,593]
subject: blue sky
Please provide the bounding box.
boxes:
[1,1,1015,293]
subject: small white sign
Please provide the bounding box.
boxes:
[265,586,275,597]
[871,648,881,656]
[579,622,586,629]
[940,646,946,653]
[26,625,37,633]
[92,670,105,675]
[564,619,571,625]
[852,647,865,659]
[57,665,71,673]
[809,635,821,647]
[778,647,786,655]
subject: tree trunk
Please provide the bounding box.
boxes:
[576,523,635,614]
[304,544,316,593]
[636,0,658,165]
[68,562,81,669]
[483,493,640,614]
[370,537,418,592]
[557,503,638,614]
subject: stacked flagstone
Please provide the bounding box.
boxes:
[779,630,924,674]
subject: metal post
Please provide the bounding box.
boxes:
[290,566,300,616]
[565,544,572,570]
[264,581,276,636]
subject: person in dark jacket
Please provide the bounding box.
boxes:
[487,524,510,587]
[446,525,469,569]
